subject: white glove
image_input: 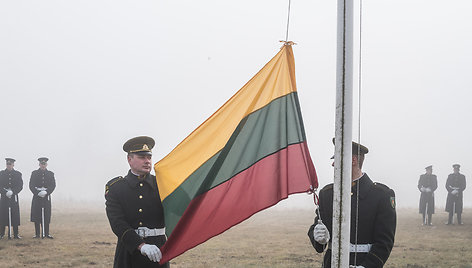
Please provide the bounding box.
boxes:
[313,221,330,245]
[425,188,431,193]
[6,190,13,198]
[451,189,459,195]
[420,187,426,192]
[38,191,47,198]
[350,266,365,268]
[140,244,162,262]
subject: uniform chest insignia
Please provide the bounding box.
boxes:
[390,196,396,209]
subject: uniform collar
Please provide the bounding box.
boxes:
[351,173,373,199]
[125,170,155,189]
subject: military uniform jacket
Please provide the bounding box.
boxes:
[308,174,396,268]
[105,170,168,268]
[417,173,437,214]
[445,173,466,213]
[0,169,23,226]
[29,168,56,223]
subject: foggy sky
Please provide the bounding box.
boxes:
[1,0,471,210]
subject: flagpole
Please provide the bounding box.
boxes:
[332,0,353,267]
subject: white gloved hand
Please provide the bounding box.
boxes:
[451,189,459,195]
[38,191,47,198]
[420,187,426,192]
[140,244,162,262]
[313,221,330,245]
[349,266,365,268]
[425,188,431,193]
[6,190,13,198]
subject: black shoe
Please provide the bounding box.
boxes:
[14,235,22,239]
[0,235,3,239]
[45,235,54,239]
[33,235,40,239]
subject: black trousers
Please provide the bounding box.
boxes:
[0,225,19,237]
[34,222,50,236]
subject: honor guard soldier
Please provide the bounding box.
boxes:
[105,136,169,268]
[418,165,438,225]
[0,158,23,239]
[29,157,56,238]
[445,164,466,225]
[308,140,396,268]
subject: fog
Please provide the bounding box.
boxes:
[1,0,471,211]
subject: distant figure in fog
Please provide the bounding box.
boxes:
[445,164,466,225]
[105,136,169,268]
[29,157,56,238]
[0,158,23,239]
[418,165,437,225]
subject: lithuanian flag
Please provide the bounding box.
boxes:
[155,44,317,263]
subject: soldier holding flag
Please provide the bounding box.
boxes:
[29,157,56,238]
[0,158,23,239]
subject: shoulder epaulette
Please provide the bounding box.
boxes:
[375,182,396,209]
[374,182,395,195]
[105,176,124,195]
[321,183,334,191]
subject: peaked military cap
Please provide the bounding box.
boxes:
[5,158,16,164]
[38,157,49,164]
[331,138,369,156]
[123,136,155,155]
[425,165,432,170]
[453,164,460,168]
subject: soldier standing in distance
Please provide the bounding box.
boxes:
[307,140,396,268]
[29,157,56,238]
[445,164,466,225]
[0,158,23,239]
[418,165,438,225]
[105,136,169,268]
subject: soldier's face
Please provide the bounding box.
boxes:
[6,162,13,170]
[39,163,47,170]
[128,154,152,175]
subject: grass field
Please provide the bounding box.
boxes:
[0,205,471,267]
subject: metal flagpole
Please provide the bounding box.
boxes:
[332,0,354,267]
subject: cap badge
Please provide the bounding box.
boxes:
[143,144,149,150]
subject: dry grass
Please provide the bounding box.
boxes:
[0,206,471,267]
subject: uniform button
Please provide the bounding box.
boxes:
[139,222,143,226]
[351,192,353,196]
[140,183,143,187]
[139,209,143,213]
[139,195,143,199]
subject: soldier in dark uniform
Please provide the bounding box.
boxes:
[105,136,169,268]
[308,141,396,268]
[29,157,56,238]
[0,158,23,239]
[445,164,466,225]
[418,165,438,225]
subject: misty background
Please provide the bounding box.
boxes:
[1,0,470,212]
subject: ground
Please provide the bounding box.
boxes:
[0,206,471,267]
